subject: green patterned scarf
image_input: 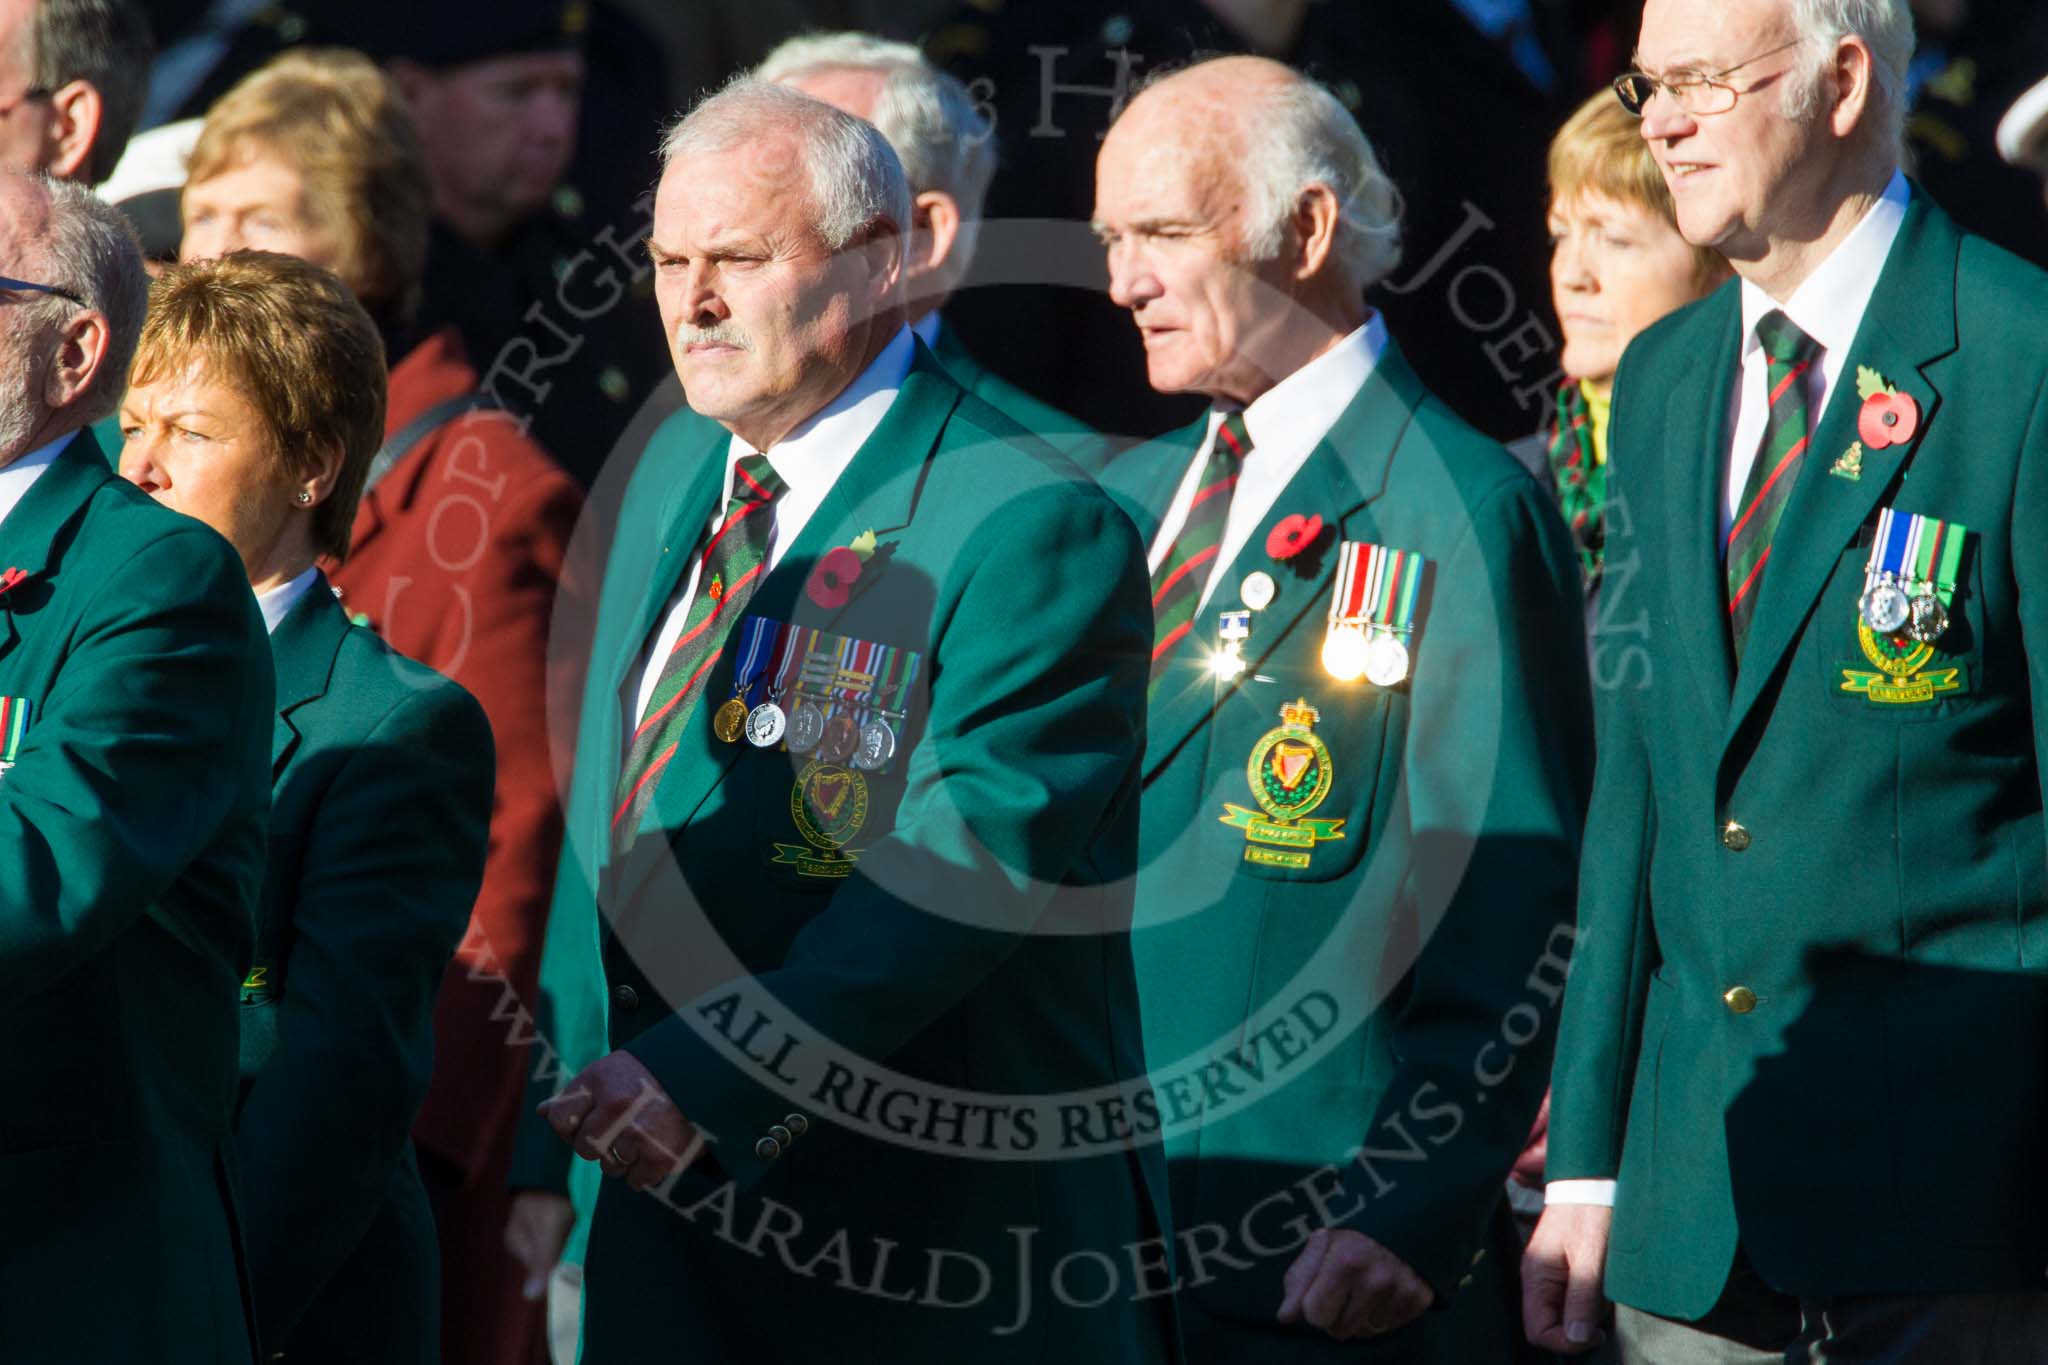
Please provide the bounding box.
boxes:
[1546,380,1607,591]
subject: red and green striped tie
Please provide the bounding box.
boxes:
[614,453,785,848]
[1150,412,1250,697]
[1726,310,1820,662]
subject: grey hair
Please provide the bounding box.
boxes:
[15,174,148,421]
[24,0,155,183]
[1783,0,1916,152]
[755,32,997,267]
[659,78,910,264]
[1236,74,1405,294]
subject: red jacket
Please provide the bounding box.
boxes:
[327,327,585,1181]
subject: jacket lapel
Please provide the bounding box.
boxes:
[0,428,116,665]
[610,355,958,908]
[268,573,351,772]
[1664,285,1742,718]
[1142,344,1427,785]
[1724,194,1959,748]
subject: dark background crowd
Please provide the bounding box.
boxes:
[114,0,2048,488]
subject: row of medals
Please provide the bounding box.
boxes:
[1858,572,1948,643]
[1221,569,1414,687]
[714,689,900,771]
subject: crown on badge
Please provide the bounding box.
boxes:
[1279,698,1320,729]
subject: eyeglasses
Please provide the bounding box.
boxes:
[0,275,85,307]
[1613,39,1806,117]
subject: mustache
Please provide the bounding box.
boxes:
[677,321,753,350]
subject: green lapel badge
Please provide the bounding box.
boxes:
[1220,698,1346,870]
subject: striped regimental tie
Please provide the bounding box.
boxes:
[613,454,785,849]
[1726,310,1821,663]
[1149,412,1250,699]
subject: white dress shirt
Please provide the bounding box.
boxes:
[1146,315,1389,610]
[1722,171,1910,533]
[1547,172,1912,1213]
[256,566,319,635]
[630,325,916,726]
[0,431,71,531]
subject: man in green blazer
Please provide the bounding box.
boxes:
[0,173,273,1361]
[1526,0,2048,1359]
[1089,59,1595,1364]
[756,30,1109,459]
[527,81,1175,1362]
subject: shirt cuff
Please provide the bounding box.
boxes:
[1544,1179,1617,1207]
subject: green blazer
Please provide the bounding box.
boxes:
[1090,344,1594,1362]
[234,575,494,1361]
[927,315,1113,461]
[1548,191,2048,1317]
[534,344,1176,1364]
[0,430,273,1363]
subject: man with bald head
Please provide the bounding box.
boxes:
[1525,0,2048,1359]
[0,169,272,1360]
[1090,55,1594,1364]
[525,80,1174,1362]
[756,31,1099,452]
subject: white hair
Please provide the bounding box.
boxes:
[7,173,148,424]
[660,78,911,264]
[754,32,997,261]
[1232,74,1405,294]
[1783,0,1916,152]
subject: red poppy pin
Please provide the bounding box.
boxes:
[1266,513,1324,564]
[1854,366,1919,450]
[805,529,881,610]
[0,567,29,599]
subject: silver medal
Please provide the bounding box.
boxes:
[1364,632,1411,687]
[853,718,898,771]
[744,701,787,748]
[786,700,826,754]
[1907,591,1949,644]
[1860,579,1911,634]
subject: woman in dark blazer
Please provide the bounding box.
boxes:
[116,249,496,1365]
[178,55,586,1358]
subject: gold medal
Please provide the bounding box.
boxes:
[712,696,748,744]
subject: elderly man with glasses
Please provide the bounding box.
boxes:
[1523,0,2048,1361]
[0,169,274,1361]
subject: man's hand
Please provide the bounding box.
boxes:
[538,1050,701,1192]
[504,1191,575,1302]
[1521,1202,1612,1353]
[1276,1229,1433,1340]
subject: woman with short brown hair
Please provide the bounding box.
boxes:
[1519,92,1731,604]
[179,50,585,1365]
[118,248,496,1365]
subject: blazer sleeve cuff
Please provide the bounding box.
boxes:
[624,1013,804,1194]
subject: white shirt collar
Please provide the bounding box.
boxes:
[1740,169,1911,359]
[723,323,916,515]
[1215,313,1390,456]
[257,566,320,635]
[0,430,75,532]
